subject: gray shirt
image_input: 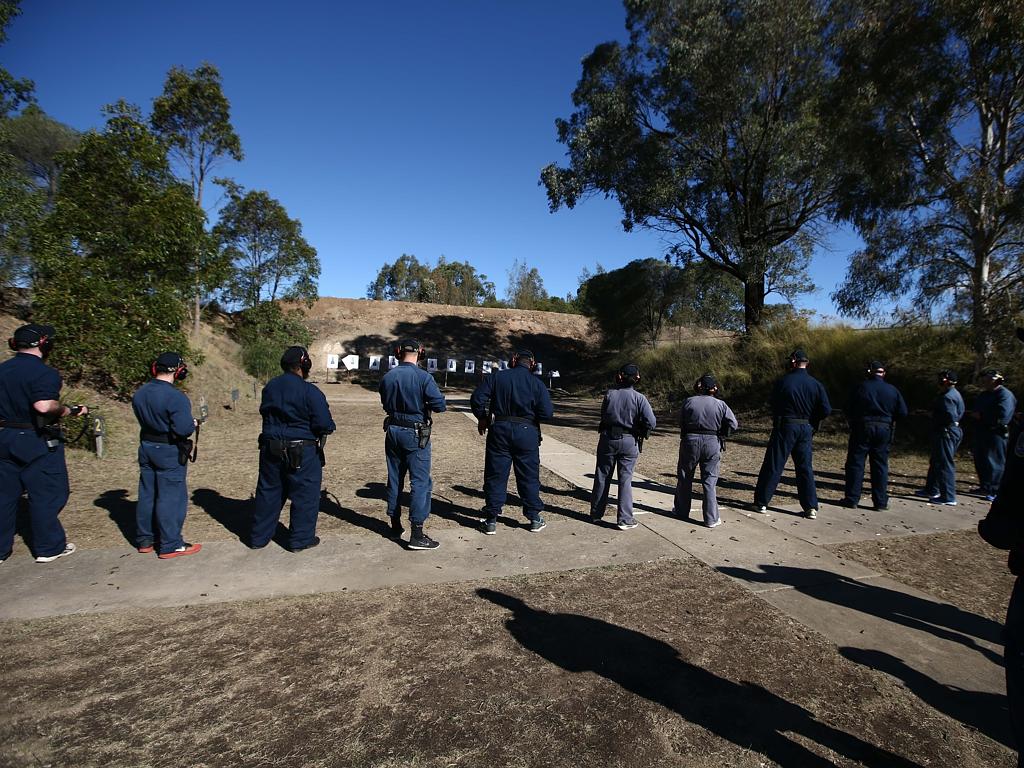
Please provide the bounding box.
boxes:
[600,386,657,432]
[680,395,738,434]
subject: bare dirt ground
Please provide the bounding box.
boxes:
[0,559,1011,768]
[1,379,1017,767]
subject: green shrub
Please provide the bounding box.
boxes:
[236,302,312,381]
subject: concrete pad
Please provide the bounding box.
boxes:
[0,516,683,621]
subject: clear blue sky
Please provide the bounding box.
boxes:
[6,0,857,318]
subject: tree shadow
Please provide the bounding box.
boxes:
[477,589,922,768]
[839,646,1013,748]
[93,489,136,546]
[191,488,251,544]
[717,564,1004,665]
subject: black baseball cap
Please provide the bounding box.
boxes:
[939,369,958,383]
[981,368,1004,381]
[12,323,56,347]
[154,352,184,371]
[396,339,422,353]
[697,373,718,391]
[619,363,640,379]
[515,348,535,360]
[867,360,885,373]
[281,346,309,367]
[790,348,809,362]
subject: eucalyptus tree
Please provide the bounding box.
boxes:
[542,0,841,332]
[151,63,242,334]
[830,0,1024,369]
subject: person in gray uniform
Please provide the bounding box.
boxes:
[590,364,657,530]
[674,374,738,528]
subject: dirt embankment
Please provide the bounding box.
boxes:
[302,297,601,380]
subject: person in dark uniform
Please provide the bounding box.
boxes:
[969,369,1017,501]
[916,370,964,506]
[753,349,831,519]
[590,364,657,530]
[131,352,200,558]
[251,346,336,551]
[0,324,83,563]
[471,349,553,534]
[840,360,908,511]
[379,338,447,550]
[979,329,1024,768]
[674,373,738,528]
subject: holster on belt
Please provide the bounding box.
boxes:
[176,438,194,466]
[416,418,432,449]
[259,434,307,471]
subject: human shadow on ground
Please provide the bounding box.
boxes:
[451,483,596,526]
[477,589,922,768]
[839,647,1013,748]
[191,488,251,544]
[93,489,135,545]
[320,490,406,548]
[718,564,1004,665]
[355,482,481,530]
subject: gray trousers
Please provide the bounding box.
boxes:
[675,434,722,526]
[590,434,639,524]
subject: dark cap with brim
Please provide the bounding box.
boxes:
[396,339,421,354]
[515,349,535,360]
[12,323,55,346]
[697,373,718,391]
[790,348,809,362]
[154,352,184,370]
[868,360,885,372]
[981,368,1004,380]
[619,364,640,379]
[280,346,309,367]
[940,369,958,383]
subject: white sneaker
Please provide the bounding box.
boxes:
[35,542,77,563]
[754,506,768,514]
[705,520,723,529]
[804,509,817,519]
[617,521,639,530]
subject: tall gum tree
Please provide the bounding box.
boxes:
[151,63,242,335]
[541,0,840,332]
[830,0,1024,372]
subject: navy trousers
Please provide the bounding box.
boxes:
[136,441,188,553]
[974,430,1009,495]
[925,426,961,501]
[754,423,818,511]
[482,422,542,522]
[385,425,433,524]
[252,443,321,549]
[590,433,639,525]
[843,424,892,508]
[675,434,722,526]
[0,439,69,559]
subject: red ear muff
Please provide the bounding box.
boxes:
[174,363,188,381]
[150,361,159,377]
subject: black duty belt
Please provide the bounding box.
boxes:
[263,438,318,447]
[494,416,537,427]
[781,418,810,425]
[682,428,719,436]
[0,420,34,429]
[140,431,173,443]
[602,428,627,439]
[387,416,423,428]
[862,419,892,426]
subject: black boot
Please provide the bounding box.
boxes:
[390,515,404,539]
[408,524,439,550]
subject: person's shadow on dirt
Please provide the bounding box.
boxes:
[320,489,397,541]
[839,646,1013,748]
[93,489,136,545]
[191,488,252,544]
[355,482,480,529]
[450,483,597,526]
[477,589,922,768]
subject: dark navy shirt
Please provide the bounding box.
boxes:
[0,352,61,425]
[846,376,908,424]
[378,362,446,421]
[132,379,195,439]
[972,386,1017,429]
[770,368,831,423]
[931,386,965,429]
[260,372,336,440]
[471,363,554,423]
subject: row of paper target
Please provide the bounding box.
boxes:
[326,354,560,377]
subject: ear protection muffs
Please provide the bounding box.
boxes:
[511,353,537,372]
[394,342,425,360]
[298,348,312,375]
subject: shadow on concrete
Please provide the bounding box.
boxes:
[192,488,251,544]
[477,588,922,768]
[320,490,406,547]
[451,483,596,526]
[93,489,135,546]
[839,646,1013,748]
[718,564,1004,666]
